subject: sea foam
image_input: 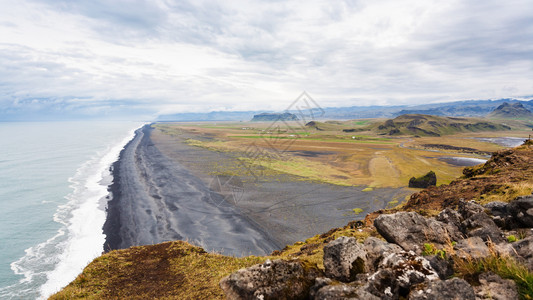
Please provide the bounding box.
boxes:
[37,125,141,299]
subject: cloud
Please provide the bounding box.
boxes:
[1,0,533,120]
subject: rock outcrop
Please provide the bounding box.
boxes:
[474,272,519,300]
[409,278,476,300]
[374,211,459,254]
[363,237,403,273]
[219,259,321,300]
[409,171,437,188]
[221,193,532,299]
[323,236,367,282]
[508,194,533,227]
[512,235,533,271]
[454,237,490,259]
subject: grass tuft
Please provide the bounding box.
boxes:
[454,248,533,299]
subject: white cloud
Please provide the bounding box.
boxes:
[0,0,532,119]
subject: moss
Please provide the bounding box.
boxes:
[352,208,364,215]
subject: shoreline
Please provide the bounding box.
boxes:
[103,124,412,255]
[103,125,280,256]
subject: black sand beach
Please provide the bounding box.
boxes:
[104,125,280,256]
[104,124,412,256]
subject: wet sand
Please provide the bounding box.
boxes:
[104,124,412,256]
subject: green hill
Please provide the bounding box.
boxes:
[373,114,511,137]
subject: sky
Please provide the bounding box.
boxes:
[0,0,532,120]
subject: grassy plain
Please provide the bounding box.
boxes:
[154,118,531,188]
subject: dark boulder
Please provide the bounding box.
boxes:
[426,255,454,280]
[365,251,439,299]
[474,272,519,300]
[374,212,458,254]
[435,208,465,241]
[436,208,463,228]
[454,237,490,259]
[508,194,533,228]
[484,201,516,228]
[364,268,399,299]
[363,237,403,273]
[323,236,367,282]
[461,212,505,243]
[484,201,509,217]
[409,278,475,300]
[314,283,378,300]
[409,171,437,188]
[308,277,332,299]
[458,200,485,219]
[512,235,533,271]
[457,200,505,243]
[219,259,321,300]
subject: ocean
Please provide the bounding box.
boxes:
[0,121,143,299]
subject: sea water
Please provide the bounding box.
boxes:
[0,121,143,299]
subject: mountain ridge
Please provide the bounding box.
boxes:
[488,102,533,119]
[157,98,533,121]
[373,114,512,137]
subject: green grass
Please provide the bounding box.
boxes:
[50,241,266,300]
[238,157,355,186]
[353,120,370,126]
[455,255,533,300]
[228,135,394,144]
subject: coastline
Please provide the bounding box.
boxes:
[103,125,280,256]
[103,124,412,256]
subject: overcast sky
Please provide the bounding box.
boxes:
[1,0,532,120]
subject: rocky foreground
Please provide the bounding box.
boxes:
[221,196,533,299]
[52,141,533,299]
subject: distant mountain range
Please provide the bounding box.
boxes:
[157,98,533,121]
[251,112,299,122]
[487,102,533,119]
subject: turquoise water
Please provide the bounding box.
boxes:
[0,122,143,299]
